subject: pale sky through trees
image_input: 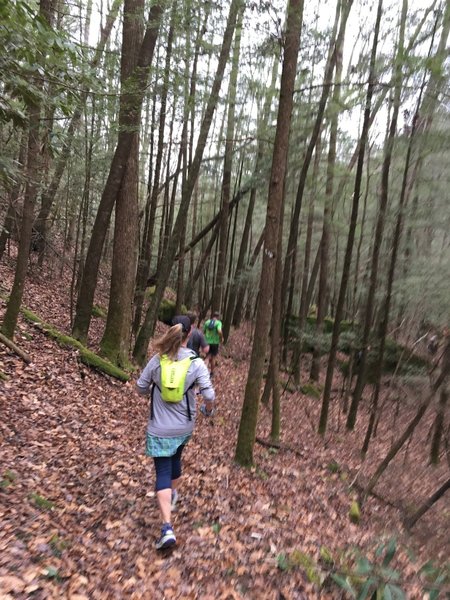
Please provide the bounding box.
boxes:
[87,0,443,159]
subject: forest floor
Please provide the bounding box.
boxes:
[0,252,449,600]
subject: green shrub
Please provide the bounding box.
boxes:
[276,538,449,600]
[157,298,188,326]
[29,492,55,511]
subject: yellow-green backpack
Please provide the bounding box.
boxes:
[159,355,194,403]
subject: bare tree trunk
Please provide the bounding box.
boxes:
[133,0,243,364]
[347,0,407,430]
[133,0,179,334]
[318,0,383,436]
[310,18,346,381]
[223,59,278,341]
[281,0,351,321]
[1,0,54,339]
[211,3,244,313]
[235,0,303,467]
[430,386,448,464]
[0,133,27,263]
[404,477,450,529]
[364,340,450,499]
[361,6,449,453]
[72,3,164,344]
[32,0,122,257]
[99,0,145,366]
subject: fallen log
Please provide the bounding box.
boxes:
[20,307,130,382]
[0,331,31,364]
[256,437,305,458]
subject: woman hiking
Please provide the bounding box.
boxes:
[136,315,215,550]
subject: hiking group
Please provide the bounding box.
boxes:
[136,312,222,549]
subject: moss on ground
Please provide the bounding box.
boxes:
[300,382,322,399]
[92,304,107,319]
[21,307,129,382]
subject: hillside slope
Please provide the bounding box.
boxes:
[1,255,448,599]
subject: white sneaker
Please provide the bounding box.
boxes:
[155,524,176,550]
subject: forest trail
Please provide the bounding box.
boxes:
[0,257,448,599]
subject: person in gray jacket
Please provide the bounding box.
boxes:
[136,315,215,550]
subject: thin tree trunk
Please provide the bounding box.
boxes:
[32,0,122,255]
[318,0,383,436]
[72,3,164,343]
[364,339,450,499]
[347,0,407,430]
[133,1,178,334]
[0,133,27,263]
[310,17,346,381]
[133,0,243,364]
[430,387,448,464]
[235,0,303,467]
[211,3,244,313]
[404,477,450,529]
[1,0,54,339]
[361,7,449,453]
[281,0,351,319]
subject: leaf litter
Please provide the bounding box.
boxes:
[0,256,449,599]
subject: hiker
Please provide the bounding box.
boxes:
[185,312,209,357]
[203,311,223,378]
[136,315,215,550]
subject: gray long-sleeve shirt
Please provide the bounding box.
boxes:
[136,347,215,437]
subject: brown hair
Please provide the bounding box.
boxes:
[154,324,188,359]
[187,312,197,326]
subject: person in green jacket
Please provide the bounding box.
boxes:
[203,311,223,378]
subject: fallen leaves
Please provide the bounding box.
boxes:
[1,259,448,600]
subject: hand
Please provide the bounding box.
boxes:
[200,404,215,417]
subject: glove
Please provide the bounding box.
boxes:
[200,404,215,417]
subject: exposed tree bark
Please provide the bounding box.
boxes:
[281,0,351,323]
[133,0,179,334]
[1,0,55,339]
[233,227,265,327]
[430,387,448,464]
[0,133,27,263]
[72,3,164,344]
[32,0,122,257]
[318,0,383,436]
[361,6,449,453]
[235,0,303,467]
[99,0,145,366]
[133,0,243,365]
[364,339,450,499]
[310,16,346,382]
[404,477,450,529]
[0,331,31,364]
[347,0,407,430]
[211,3,244,313]
[223,56,279,342]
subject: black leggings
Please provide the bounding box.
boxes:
[153,444,185,491]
